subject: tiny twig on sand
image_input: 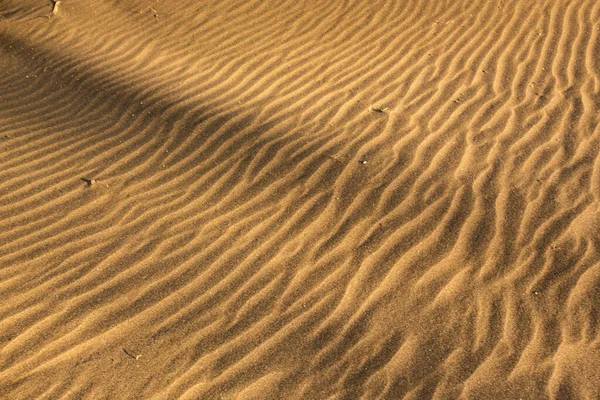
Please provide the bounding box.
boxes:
[52,0,61,16]
[81,177,97,186]
[123,348,141,360]
[141,6,158,18]
[27,0,60,20]
[370,106,389,113]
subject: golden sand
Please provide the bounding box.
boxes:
[1,0,600,398]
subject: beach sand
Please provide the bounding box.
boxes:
[1,0,600,398]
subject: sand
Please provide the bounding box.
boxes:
[1,0,600,398]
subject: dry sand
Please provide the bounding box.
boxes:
[1,0,600,398]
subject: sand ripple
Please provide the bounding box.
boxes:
[1,0,600,398]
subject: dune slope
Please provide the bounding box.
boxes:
[1,0,600,398]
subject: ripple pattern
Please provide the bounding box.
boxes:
[1,0,600,398]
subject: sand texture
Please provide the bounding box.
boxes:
[1,0,600,398]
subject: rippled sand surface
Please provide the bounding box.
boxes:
[2,0,600,398]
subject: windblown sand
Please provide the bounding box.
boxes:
[1,0,600,398]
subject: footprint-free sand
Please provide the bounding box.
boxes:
[2,0,600,398]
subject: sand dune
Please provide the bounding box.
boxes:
[1,0,600,398]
